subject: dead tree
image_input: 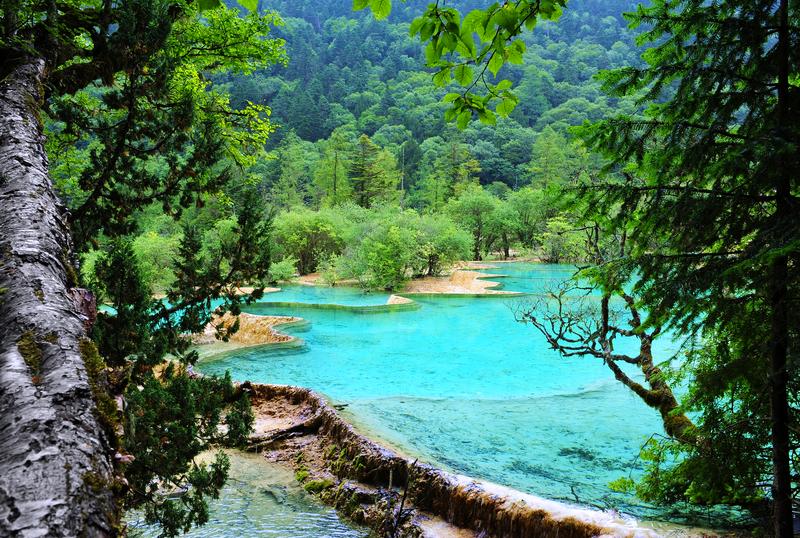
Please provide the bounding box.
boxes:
[514,280,697,446]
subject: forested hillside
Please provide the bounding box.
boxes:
[221,0,642,198]
[85,0,647,298]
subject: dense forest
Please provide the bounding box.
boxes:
[1,0,797,537]
[65,0,645,296]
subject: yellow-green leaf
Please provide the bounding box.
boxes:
[237,0,257,12]
[433,67,452,87]
[369,0,391,20]
[457,109,472,129]
[198,0,221,11]
[454,64,473,86]
[496,97,517,117]
[488,51,504,76]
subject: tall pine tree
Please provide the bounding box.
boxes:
[577,0,799,533]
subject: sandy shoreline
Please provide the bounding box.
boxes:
[291,262,520,296]
[191,312,303,359]
[400,269,517,295]
[191,293,416,358]
[189,265,515,357]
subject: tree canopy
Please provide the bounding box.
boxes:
[1,0,285,534]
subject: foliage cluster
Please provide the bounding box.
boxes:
[268,182,596,291]
[2,0,284,534]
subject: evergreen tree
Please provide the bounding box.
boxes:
[314,129,353,206]
[415,140,480,211]
[527,126,571,188]
[349,134,399,207]
[576,0,800,532]
[270,132,311,208]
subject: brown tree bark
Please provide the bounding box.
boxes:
[0,58,117,536]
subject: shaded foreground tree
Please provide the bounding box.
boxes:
[0,1,283,535]
[574,0,799,532]
[0,57,119,536]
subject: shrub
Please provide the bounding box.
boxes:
[268,257,297,283]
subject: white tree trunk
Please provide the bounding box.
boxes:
[0,58,117,537]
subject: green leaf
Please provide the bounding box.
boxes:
[443,93,461,103]
[609,477,635,494]
[424,41,440,65]
[353,0,370,10]
[456,28,476,58]
[237,0,257,12]
[454,65,474,86]
[507,39,526,64]
[462,9,484,33]
[495,79,513,90]
[490,5,518,32]
[408,17,424,36]
[496,97,517,117]
[369,0,391,20]
[198,0,222,11]
[420,19,436,41]
[441,31,457,52]
[488,50,504,76]
[477,108,497,125]
[456,109,472,129]
[432,68,452,87]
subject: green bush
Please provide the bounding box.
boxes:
[303,478,334,494]
[132,230,181,293]
[268,257,298,283]
[414,213,472,276]
[272,207,346,274]
[536,215,584,263]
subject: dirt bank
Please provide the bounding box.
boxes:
[190,312,303,360]
[242,383,672,538]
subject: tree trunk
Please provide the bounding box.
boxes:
[769,253,792,538]
[0,58,118,536]
[770,0,794,534]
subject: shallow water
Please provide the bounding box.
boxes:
[265,284,392,306]
[200,264,682,518]
[127,451,367,537]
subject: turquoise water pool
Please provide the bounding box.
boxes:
[200,264,679,518]
[261,284,393,306]
[127,451,367,537]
